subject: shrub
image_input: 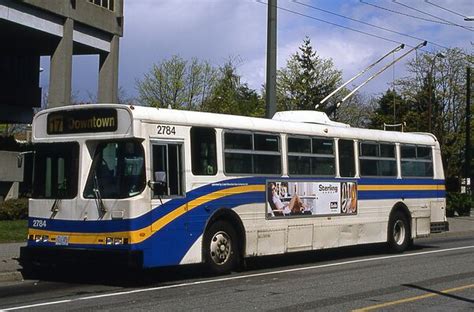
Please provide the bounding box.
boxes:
[0,198,29,221]
[446,192,472,217]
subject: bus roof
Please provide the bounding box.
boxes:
[129,105,438,146]
[36,104,439,146]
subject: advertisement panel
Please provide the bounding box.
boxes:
[266,180,357,218]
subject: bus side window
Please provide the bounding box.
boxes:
[191,127,217,175]
[339,139,355,177]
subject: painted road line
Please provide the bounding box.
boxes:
[2,245,474,311]
[352,283,474,312]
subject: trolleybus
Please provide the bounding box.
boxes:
[20,104,448,273]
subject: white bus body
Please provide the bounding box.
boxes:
[20,104,448,272]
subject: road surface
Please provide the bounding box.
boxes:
[0,234,473,311]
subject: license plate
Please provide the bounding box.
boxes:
[55,235,69,246]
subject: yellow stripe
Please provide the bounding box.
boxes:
[352,283,474,312]
[29,184,265,245]
[358,185,444,191]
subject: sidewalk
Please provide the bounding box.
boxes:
[0,217,472,283]
[0,242,25,283]
[441,215,474,236]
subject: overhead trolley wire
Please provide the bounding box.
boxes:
[424,0,469,19]
[256,0,437,55]
[392,0,474,32]
[359,0,473,29]
[293,0,451,51]
[257,1,402,45]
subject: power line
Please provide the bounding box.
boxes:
[360,0,450,26]
[256,1,405,46]
[424,0,468,19]
[293,0,450,51]
[393,0,474,32]
[359,0,473,29]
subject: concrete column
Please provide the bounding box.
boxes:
[98,35,119,103]
[48,18,73,107]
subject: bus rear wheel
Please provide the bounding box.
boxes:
[387,211,410,253]
[204,221,238,274]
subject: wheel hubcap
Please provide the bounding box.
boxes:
[393,220,406,245]
[210,231,232,265]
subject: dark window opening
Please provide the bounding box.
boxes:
[224,132,281,175]
[191,127,217,175]
[359,142,396,177]
[32,142,79,199]
[339,139,355,177]
[401,145,433,177]
[287,137,335,176]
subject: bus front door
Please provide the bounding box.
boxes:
[150,142,185,208]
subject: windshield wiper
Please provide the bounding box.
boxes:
[50,197,61,219]
[93,171,107,215]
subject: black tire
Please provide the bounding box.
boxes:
[203,221,239,274]
[387,211,410,253]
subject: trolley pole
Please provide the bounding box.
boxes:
[265,0,277,119]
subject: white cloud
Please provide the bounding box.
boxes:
[66,0,473,101]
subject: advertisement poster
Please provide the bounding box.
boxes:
[266,181,357,218]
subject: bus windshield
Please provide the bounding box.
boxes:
[32,142,79,199]
[84,140,145,199]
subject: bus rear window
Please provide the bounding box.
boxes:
[401,145,433,177]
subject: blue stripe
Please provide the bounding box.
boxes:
[29,177,444,234]
[359,190,445,200]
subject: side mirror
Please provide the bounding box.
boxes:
[154,171,166,183]
[148,171,167,196]
[16,151,35,168]
[17,154,23,168]
[17,151,34,168]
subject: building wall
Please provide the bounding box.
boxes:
[20,0,123,36]
[0,0,124,123]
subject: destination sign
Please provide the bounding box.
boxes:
[47,109,118,134]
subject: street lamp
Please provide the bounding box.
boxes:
[427,52,445,133]
[464,16,474,21]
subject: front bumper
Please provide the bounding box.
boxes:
[19,246,143,269]
[430,221,449,233]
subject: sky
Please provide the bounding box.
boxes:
[41,0,474,103]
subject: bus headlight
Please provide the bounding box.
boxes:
[105,237,126,245]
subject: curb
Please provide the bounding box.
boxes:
[429,230,474,239]
[0,271,23,283]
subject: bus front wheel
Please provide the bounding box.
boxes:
[204,221,238,274]
[387,211,410,253]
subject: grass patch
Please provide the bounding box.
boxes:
[0,220,28,243]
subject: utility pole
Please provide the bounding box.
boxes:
[265,0,277,119]
[466,67,472,203]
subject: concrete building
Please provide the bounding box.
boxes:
[0,0,124,123]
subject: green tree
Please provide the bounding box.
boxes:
[136,55,217,109]
[370,89,408,130]
[336,92,376,127]
[372,48,472,179]
[277,37,343,112]
[202,61,264,117]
